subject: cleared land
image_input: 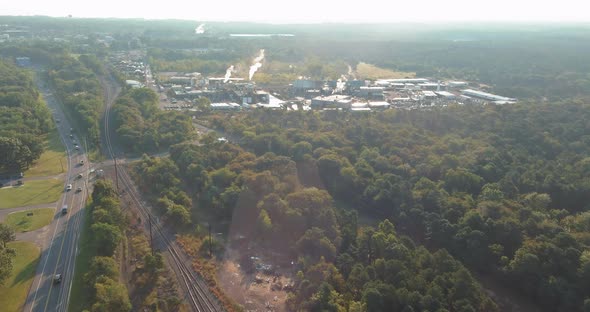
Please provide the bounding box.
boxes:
[0,241,41,312]
[356,62,415,80]
[25,128,67,177]
[5,208,55,232]
[0,178,63,209]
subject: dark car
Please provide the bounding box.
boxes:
[54,274,62,284]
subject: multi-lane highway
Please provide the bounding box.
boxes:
[23,72,91,312]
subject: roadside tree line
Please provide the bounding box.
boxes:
[0,59,51,172]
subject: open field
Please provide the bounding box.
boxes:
[25,128,67,177]
[0,179,63,209]
[5,208,55,232]
[356,62,415,80]
[0,241,41,312]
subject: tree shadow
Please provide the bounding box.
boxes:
[12,253,41,287]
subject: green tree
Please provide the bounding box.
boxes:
[91,278,131,312]
[0,224,16,248]
[91,223,123,257]
[84,256,119,285]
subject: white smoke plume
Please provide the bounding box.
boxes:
[224,65,234,83]
[248,49,265,80]
[333,77,347,94]
[195,24,205,34]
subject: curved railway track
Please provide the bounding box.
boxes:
[101,74,223,312]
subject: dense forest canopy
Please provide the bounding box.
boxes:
[112,88,194,153]
[0,59,51,172]
[195,103,590,311]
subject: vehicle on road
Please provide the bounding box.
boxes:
[66,184,72,191]
[79,160,84,165]
[77,173,83,179]
[76,187,82,193]
[53,274,62,284]
[61,205,68,214]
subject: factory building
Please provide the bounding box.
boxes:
[208,77,246,89]
[447,81,469,88]
[210,103,241,111]
[435,91,457,99]
[418,83,444,91]
[358,87,384,100]
[461,89,516,102]
[292,79,324,96]
[387,78,429,84]
[346,80,368,91]
[368,101,390,109]
[125,80,144,89]
[421,91,438,99]
[170,76,194,86]
[311,95,353,109]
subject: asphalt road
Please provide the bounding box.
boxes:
[23,72,91,312]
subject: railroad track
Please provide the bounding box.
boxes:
[101,74,223,312]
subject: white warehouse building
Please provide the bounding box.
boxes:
[461,89,516,102]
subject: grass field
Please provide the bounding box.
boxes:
[25,128,67,178]
[0,179,63,209]
[68,201,93,312]
[356,62,415,80]
[0,241,41,312]
[5,208,55,232]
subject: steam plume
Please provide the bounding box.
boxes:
[195,24,205,34]
[224,65,234,83]
[248,49,265,80]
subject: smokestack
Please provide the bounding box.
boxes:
[224,65,234,83]
[195,24,206,34]
[249,49,265,80]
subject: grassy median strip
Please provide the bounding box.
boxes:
[0,179,63,209]
[0,241,41,312]
[25,128,68,177]
[68,201,93,312]
[5,208,55,232]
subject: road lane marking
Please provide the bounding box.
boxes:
[42,188,75,312]
[29,100,73,312]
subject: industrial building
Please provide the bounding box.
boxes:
[125,80,144,89]
[311,95,353,109]
[435,91,457,99]
[461,89,516,103]
[368,101,390,109]
[210,103,241,111]
[447,81,469,88]
[358,87,384,100]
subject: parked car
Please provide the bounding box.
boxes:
[66,184,72,191]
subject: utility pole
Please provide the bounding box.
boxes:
[149,214,154,255]
[208,223,212,258]
[114,157,119,192]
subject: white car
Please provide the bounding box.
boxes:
[66,184,72,191]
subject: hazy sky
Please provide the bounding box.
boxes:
[5,0,590,23]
